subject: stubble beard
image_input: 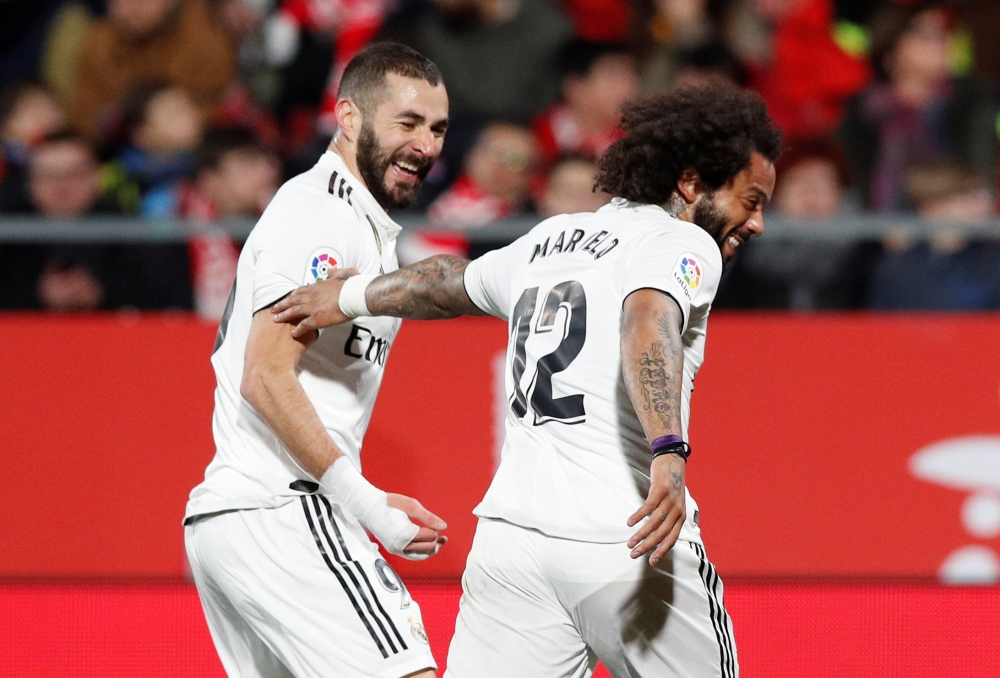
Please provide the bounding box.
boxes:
[356,122,428,210]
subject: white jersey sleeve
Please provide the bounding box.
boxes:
[621,229,722,332]
[251,194,366,313]
[463,238,528,321]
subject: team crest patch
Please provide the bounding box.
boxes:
[672,254,702,300]
[409,620,429,644]
[304,248,343,285]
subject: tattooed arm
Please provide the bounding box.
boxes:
[365,255,487,319]
[620,287,687,566]
[271,255,487,336]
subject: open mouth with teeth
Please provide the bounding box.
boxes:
[389,157,427,184]
[722,232,749,259]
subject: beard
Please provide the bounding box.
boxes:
[356,121,433,210]
[692,192,738,263]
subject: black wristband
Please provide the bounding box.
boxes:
[651,441,691,461]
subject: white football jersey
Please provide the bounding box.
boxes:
[464,198,722,544]
[185,151,401,521]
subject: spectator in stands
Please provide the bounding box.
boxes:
[179,127,279,319]
[0,82,66,213]
[672,42,747,88]
[839,1,999,211]
[381,0,572,125]
[635,0,720,92]
[561,0,632,42]
[428,122,538,229]
[536,155,610,219]
[179,126,280,221]
[104,82,205,216]
[715,137,881,310]
[1,132,194,311]
[532,40,637,170]
[728,0,870,139]
[867,162,1000,310]
[69,0,235,141]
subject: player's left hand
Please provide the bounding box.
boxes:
[387,493,448,560]
[626,453,686,566]
[271,268,360,337]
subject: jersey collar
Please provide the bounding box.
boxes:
[319,151,403,242]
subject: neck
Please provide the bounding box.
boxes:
[664,193,696,222]
[329,135,367,189]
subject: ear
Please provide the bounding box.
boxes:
[676,167,704,205]
[334,98,363,143]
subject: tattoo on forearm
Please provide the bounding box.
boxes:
[365,255,486,319]
[634,307,684,434]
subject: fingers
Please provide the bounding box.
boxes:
[292,318,318,338]
[271,288,310,314]
[406,501,448,531]
[647,521,682,566]
[628,502,684,561]
[627,486,665,528]
[403,535,447,557]
[387,495,448,531]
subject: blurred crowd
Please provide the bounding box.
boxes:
[2,0,1000,314]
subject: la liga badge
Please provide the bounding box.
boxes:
[672,253,702,299]
[304,248,342,284]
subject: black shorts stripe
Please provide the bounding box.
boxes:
[300,496,389,658]
[317,496,408,651]
[706,555,736,677]
[308,496,401,655]
[693,543,737,678]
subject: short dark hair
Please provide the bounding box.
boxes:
[596,85,782,205]
[337,42,443,117]
[196,127,266,173]
[558,39,632,80]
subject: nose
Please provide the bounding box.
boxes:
[746,208,765,237]
[410,129,436,157]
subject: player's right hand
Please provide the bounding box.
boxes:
[627,453,686,566]
[387,493,448,560]
[271,267,359,337]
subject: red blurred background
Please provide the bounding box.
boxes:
[2,313,999,675]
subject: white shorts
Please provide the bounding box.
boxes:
[185,496,436,678]
[445,518,737,678]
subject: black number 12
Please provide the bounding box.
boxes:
[509,281,587,425]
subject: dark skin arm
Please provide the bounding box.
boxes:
[270,255,486,337]
[620,288,688,566]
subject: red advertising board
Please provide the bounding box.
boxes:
[3,582,998,678]
[1,313,999,580]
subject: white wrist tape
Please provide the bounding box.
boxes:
[319,457,419,557]
[338,274,377,319]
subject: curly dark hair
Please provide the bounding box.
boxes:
[596,85,782,205]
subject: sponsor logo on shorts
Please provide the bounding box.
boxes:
[672,254,702,300]
[409,620,429,645]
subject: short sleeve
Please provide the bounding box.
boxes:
[251,192,359,313]
[463,240,523,321]
[621,229,722,333]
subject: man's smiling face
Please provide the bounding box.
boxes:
[355,73,449,210]
[691,152,776,261]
